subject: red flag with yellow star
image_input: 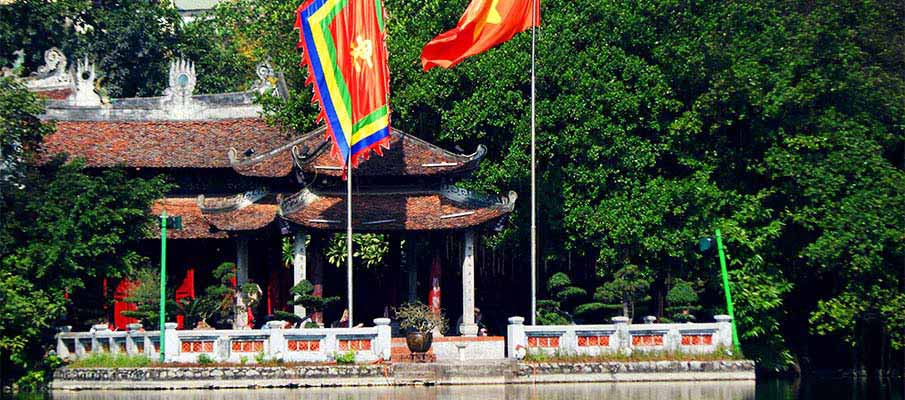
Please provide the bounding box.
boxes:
[421,0,540,71]
[296,0,391,169]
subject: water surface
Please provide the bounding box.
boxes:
[48,378,904,400]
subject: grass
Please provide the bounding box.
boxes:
[522,346,742,363]
[67,353,155,368]
[65,353,341,369]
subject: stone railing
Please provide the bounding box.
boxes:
[507,315,733,358]
[55,318,392,364]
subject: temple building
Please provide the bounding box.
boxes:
[24,49,518,336]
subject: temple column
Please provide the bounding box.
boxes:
[292,231,308,318]
[459,230,478,336]
[234,237,250,330]
[404,235,418,303]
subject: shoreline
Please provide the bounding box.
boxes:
[52,359,755,390]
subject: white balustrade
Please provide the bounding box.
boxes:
[507,315,734,358]
[55,318,393,364]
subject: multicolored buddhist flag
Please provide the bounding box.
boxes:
[295,0,391,169]
[421,0,540,71]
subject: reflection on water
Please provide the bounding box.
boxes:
[49,379,905,400]
[755,378,903,400]
[53,382,757,400]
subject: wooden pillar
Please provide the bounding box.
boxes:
[459,230,478,336]
[234,237,250,330]
[292,231,308,318]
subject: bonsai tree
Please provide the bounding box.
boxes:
[274,279,339,327]
[177,293,221,329]
[121,268,180,330]
[665,279,701,322]
[538,272,584,324]
[395,302,448,334]
[593,264,653,320]
[205,261,262,328]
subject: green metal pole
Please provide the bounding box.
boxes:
[715,229,740,352]
[159,210,167,363]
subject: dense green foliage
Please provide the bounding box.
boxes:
[212,0,903,372]
[1,0,902,376]
[0,78,167,387]
[0,0,255,97]
[326,233,389,269]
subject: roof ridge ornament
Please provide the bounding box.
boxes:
[250,62,288,98]
[24,48,73,90]
[67,56,102,107]
[278,188,321,216]
[440,184,518,211]
[197,187,269,214]
[161,58,201,117]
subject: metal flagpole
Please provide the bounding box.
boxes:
[347,153,354,327]
[159,210,167,362]
[529,0,538,326]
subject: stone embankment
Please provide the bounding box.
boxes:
[53,360,755,390]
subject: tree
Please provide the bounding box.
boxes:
[0,78,168,383]
[536,272,584,325]
[594,264,653,320]
[665,279,701,323]
[274,279,340,327]
[325,233,389,269]
[195,0,904,372]
[4,0,901,375]
[0,78,52,187]
[1,1,183,98]
[120,268,180,330]
[536,271,606,325]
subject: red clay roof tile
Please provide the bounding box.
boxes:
[230,128,485,178]
[41,118,292,169]
[279,188,515,232]
[150,197,277,239]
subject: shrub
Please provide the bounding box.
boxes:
[197,354,214,365]
[334,351,356,364]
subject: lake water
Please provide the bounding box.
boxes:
[47,378,903,400]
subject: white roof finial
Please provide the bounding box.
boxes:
[67,56,102,107]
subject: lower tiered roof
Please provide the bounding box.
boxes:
[149,186,516,238]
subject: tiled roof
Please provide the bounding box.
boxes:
[279,187,516,232]
[40,118,292,169]
[149,197,278,239]
[230,127,486,178]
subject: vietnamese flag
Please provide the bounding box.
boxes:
[421,0,540,71]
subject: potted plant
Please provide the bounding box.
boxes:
[395,302,448,353]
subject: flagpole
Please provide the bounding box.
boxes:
[529,0,538,326]
[347,153,354,328]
